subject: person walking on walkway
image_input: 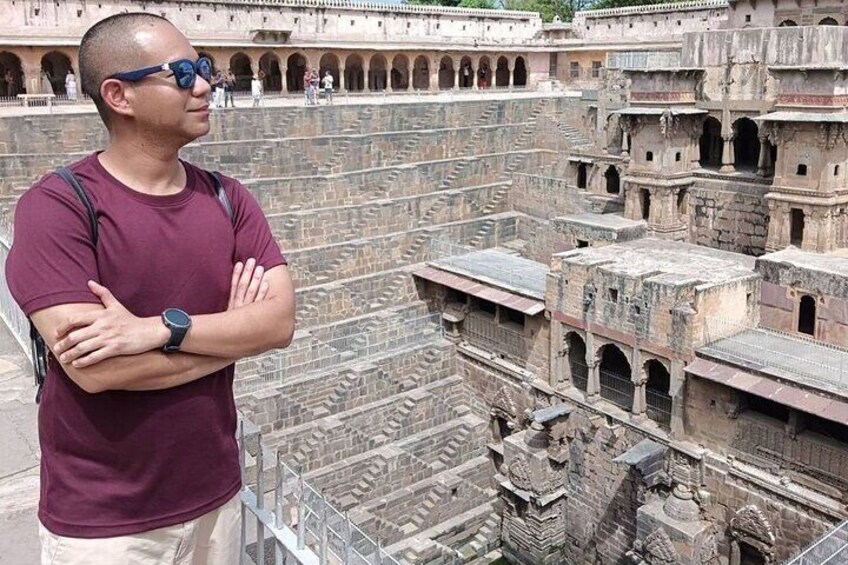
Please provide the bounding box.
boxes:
[6,12,295,565]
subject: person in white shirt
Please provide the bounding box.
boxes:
[251,74,263,108]
[321,71,334,105]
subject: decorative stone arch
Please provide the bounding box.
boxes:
[565,330,588,392]
[0,51,24,97]
[477,55,491,88]
[318,53,340,91]
[368,53,388,91]
[729,505,776,565]
[819,17,838,26]
[699,115,722,168]
[286,52,308,92]
[596,342,633,411]
[344,53,365,92]
[458,55,474,88]
[41,50,73,94]
[259,52,283,93]
[778,19,797,27]
[733,117,759,170]
[513,56,527,87]
[495,56,510,87]
[642,358,672,428]
[491,385,519,443]
[228,52,252,91]
[412,55,429,91]
[390,54,410,91]
[438,55,455,90]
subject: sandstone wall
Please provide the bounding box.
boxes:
[689,176,770,256]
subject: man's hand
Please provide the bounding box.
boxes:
[54,260,270,368]
[53,280,167,368]
[228,258,269,310]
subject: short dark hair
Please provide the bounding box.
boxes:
[79,12,171,126]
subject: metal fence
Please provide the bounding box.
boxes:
[236,312,443,396]
[702,317,848,392]
[605,51,681,70]
[0,237,28,352]
[461,311,526,365]
[599,368,634,412]
[238,418,400,565]
[645,388,671,429]
[786,520,848,565]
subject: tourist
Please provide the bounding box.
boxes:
[5,69,17,98]
[224,68,236,107]
[310,69,320,103]
[64,71,77,101]
[303,67,313,105]
[251,73,263,107]
[5,12,295,565]
[40,69,54,96]
[321,70,334,105]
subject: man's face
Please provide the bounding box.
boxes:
[125,23,211,145]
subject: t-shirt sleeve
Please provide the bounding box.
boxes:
[5,179,100,316]
[228,179,287,270]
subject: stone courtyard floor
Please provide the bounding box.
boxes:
[0,324,39,565]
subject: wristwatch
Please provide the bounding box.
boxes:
[161,308,192,353]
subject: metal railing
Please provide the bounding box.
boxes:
[599,368,634,412]
[236,313,443,396]
[730,416,848,493]
[461,311,526,364]
[238,418,400,565]
[645,387,672,429]
[0,237,28,352]
[702,317,848,392]
[786,520,848,565]
[606,51,681,70]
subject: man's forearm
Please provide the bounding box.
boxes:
[64,350,234,393]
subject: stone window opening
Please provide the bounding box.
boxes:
[598,344,633,411]
[745,14,751,22]
[576,162,588,189]
[0,51,25,96]
[733,117,759,170]
[835,165,840,176]
[675,152,681,162]
[796,164,807,176]
[576,239,589,248]
[77,9,82,17]
[699,116,723,168]
[641,189,651,221]
[646,151,653,162]
[286,53,307,92]
[591,61,602,79]
[779,19,797,26]
[745,393,790,423]
[604,166,620,194]
[40,51,73,95]
[790,208,805,247]
[644,360,672,428]
[478,298,497,319]
[819,17,838,26]
[798,294,816,336]
[501,307,525,328]
[513,57,527,87]
[608,288,618,303]
[569,61,580,79]
[567,332,588,392]
[676,189,688,220]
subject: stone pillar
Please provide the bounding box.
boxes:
[720,134,735,173]
[508,63,515,88]
[23,63,41,95]
[631,348,646,418]
[339,67,346,93]
[620,120,631,157]
[669,358,686,439]
[453,60,459,90]
[765,201,783,252]
[550,322,566,389]
[282,67,289,93]
[472,56,481,90]
[586,358,600,401]
[757,135,772,177]
[429,60,439,92]
[363,64,370,92]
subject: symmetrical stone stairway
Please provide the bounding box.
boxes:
[0,95,585,564]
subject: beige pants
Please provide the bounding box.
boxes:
[39,493,242,565]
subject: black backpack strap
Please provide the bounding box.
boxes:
[55,167,99,246]
[208,171,235,224]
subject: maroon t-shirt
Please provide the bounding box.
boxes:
[5,153,286,538]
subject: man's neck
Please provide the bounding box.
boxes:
[99,140,187,197]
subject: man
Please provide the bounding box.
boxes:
[321,70,334,105]
[303,67,313,105]
[224,68,235,107]
[5,13,295,565]
[251,74,263,108]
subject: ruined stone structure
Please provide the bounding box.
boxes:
[0,1,846,564]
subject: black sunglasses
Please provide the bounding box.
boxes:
[109,57,213,89]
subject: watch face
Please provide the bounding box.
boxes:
[165,308,191,328]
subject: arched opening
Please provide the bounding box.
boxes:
[790,208,805,247]
[390,54,409,91]
[344,54,365,92]
[699,116,722,168]
[477,56,491,88]
[567,333,588,392]
[604,166,620,194]
[259,52,282,93]
[819,17,838,26]
[738,541,767,565]
[798,295,816,336]
[319,53,340,92]
[778,19,797,27]
[459,56,474,88]
[412,55,429,91]
[577,163,588,189]
[513,56,527,87]
[644,360,671,428]
[438,56,455,90]
[286,53,307,92]
[733,117,759,170]
[368,54,388,91]
[197,52,216,73]
[641,189,651,221]
[677,189,688,221]
[0,51,24,97]
[41,51,72,95]
[598,344,633,411]
[229,52,252,91]
[495,56,509,87]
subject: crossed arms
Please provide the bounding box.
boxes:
[31,259,295,394]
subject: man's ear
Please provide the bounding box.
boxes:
[100,78,135,119]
